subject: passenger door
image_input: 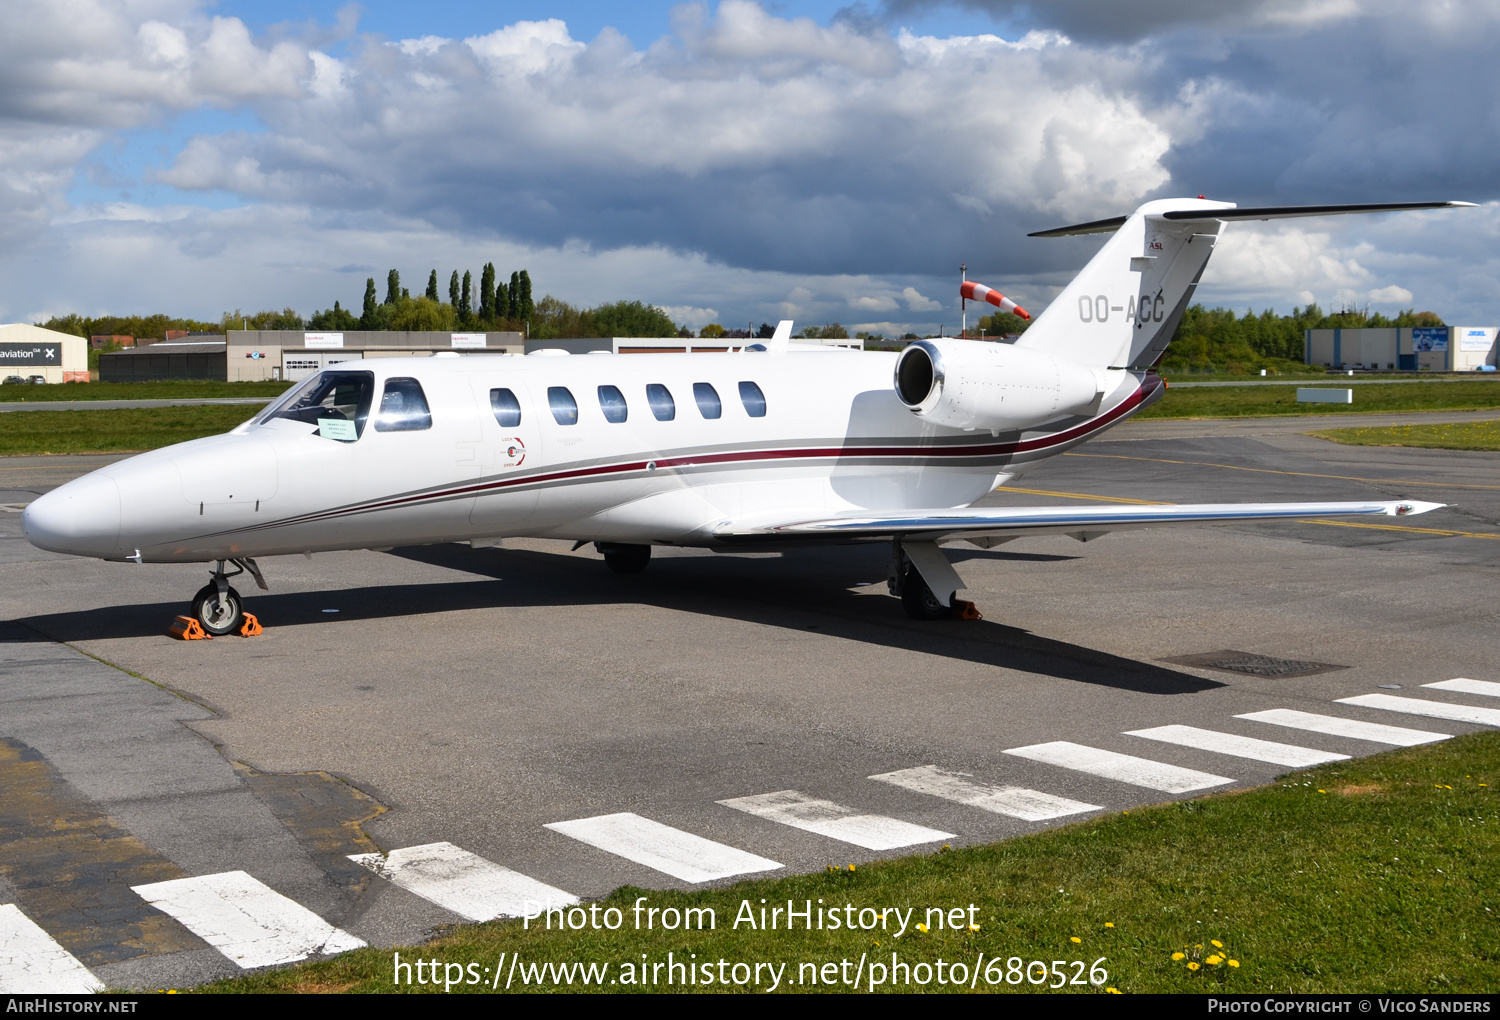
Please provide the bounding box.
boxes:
[468,377,540,532]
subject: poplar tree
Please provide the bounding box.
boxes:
[508,272,520,318]
[494,270,510,320]
[516,270,534,323]
[385,269,400,305]
[460,270,473,322]
[361,278,377,327]
[479,263,496,322]
[449,271,460,308]
[426,270,439,301]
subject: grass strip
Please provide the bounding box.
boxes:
[0,381,289,402]
[1139,380,1500,419]
[201,732,1500,994]
[0,406,258,455]
[1310,419,1500,452]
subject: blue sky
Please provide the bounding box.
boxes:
[7,0,1500,333]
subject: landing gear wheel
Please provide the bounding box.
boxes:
[900,566,950,620]
[192,583,244,636]
[596,542,652,574]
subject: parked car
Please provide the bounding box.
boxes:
[26,375,45,384]
[2,376,24,385]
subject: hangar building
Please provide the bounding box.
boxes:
[0,323,90,384]
[1305,326,1498,371]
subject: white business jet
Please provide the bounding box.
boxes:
[25,198,1466,634]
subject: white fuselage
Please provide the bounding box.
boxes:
[24,346,1158,563]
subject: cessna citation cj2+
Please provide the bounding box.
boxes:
[25,198,1467,634]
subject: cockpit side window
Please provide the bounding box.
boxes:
[490,387,522,427]
[266,370,375,441]
[374,377,433,432]
[646,383,675,421]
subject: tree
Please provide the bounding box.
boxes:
[516,270,534,323]
[756,323,775,339]
[699,323,726,338]
[508,272,520,320]
[426,270,439,302]
[361,278,378,328]
[448,271,460,308]
[976,311,1031,336]
[479,263,496,322]
[494,270,510,320]
[307,301,358,330]
[385,269,401,305]
[460,270,472,323]
[590,300,677,338]
[387,296,457,331]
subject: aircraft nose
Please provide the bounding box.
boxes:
[23,472,122,558]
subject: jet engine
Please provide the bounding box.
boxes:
[893,339,1103,431]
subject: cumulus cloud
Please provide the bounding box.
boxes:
[2,0,1500,328]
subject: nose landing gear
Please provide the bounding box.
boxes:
[190,558,267,636]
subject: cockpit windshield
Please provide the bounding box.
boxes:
[258,370,375,442]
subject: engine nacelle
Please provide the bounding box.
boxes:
[894,339,1103,431]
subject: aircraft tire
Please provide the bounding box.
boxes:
[598,543,651,574]
[900,566,950,620]
[192,583,244,636]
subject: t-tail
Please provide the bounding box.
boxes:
[1014,198,1474,371]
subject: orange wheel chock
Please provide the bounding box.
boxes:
[950,600,983,621]
[169,615,211,640]
[238,613,263,637]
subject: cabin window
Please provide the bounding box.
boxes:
[646,383,675,421]
[268,370,374,441]
[490,387,522,428]
[548,386,579,426]
[598,385,628,423]
[693,382,722,419]
[374,377,432,432]
[738,381,767,417]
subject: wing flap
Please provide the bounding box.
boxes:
[714,500,1444,541]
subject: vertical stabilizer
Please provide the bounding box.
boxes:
[1016,198,1232,370]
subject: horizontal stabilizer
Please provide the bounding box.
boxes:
[1029,201,1474,238]
[715,500,1444,543]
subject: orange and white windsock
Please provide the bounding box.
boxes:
[960,280,1030,319]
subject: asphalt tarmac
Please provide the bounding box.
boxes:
[1,411,1497,989]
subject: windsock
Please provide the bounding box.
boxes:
[960,280,1030,319]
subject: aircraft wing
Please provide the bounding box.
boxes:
[713,499,1444,543]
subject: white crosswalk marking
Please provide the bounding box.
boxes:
[349,842,578,922]
[868,765,1100,821]
[131,871,366,969]
[1004,741,1233,793]
[717,790,955,850]
[0,904,104,994]
[1424,678,1500,699]
[1336,694,1500,728]
[544,813,782,884]
[1236,709,1449,747]
[1125,724,1349,767]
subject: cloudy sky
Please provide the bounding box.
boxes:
[4,0,1498,334]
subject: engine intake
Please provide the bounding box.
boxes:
[894,339,1103,431]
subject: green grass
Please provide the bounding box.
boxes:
[199,732,1500,994]
[1311,419,1500,452]
[0,380,289,402]
[1140,380,1500,419]
[0,406,259,455]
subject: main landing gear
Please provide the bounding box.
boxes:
[190,558,267,635]
[888,539,979,621]
[595,542,652,574]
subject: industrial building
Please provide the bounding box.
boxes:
[1305,326,1498,371]
[98,336,229,382]
[0,323,90,384]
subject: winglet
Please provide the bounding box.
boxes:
[769,320,794,350]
